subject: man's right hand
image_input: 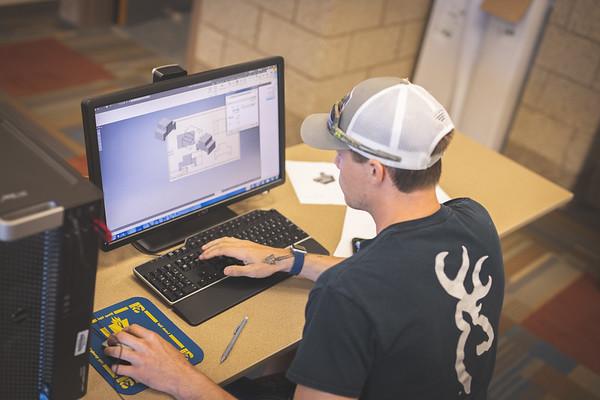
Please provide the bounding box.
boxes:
[199,237,293,279]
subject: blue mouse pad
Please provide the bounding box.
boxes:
[89,296,204,395]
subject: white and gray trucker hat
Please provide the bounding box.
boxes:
[300,77,454,170]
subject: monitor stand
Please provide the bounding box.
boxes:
[133,206,237,254]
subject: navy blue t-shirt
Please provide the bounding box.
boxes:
[286,198,504,399]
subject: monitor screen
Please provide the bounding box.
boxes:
[82,57,285,250]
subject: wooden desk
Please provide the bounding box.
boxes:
[86,133,572,399]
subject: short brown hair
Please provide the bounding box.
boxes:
[351,131,454,193]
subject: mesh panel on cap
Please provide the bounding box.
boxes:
[348,87,398,148]
[396,88,435,154]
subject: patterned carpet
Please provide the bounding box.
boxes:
[1,4,599,399]
[0,2,173,176]
[491,220,600,399]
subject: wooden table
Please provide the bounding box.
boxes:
[86,133,572,399]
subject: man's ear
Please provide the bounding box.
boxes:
[366,159,386,185]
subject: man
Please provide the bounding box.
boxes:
[105,77,504,399]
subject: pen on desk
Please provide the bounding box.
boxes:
[220,316,248,364]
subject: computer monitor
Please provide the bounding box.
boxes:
[82,57,285,253]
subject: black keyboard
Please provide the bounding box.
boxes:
[134,209,309,305]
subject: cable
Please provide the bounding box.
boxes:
[68,215,90,270]
[92,218,112,243]
[114,343,124,377]
[90,320,127,399]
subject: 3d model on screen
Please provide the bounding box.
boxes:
[156,118,176,140]
[196,133,216,155]
[178,153,197,170]
[177,130,196,149]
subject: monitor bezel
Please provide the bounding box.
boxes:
[81,56,286,252]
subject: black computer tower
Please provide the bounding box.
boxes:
[0,101,102,399]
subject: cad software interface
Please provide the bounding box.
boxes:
[94,66,281,241]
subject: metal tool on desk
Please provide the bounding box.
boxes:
[220,316,249,363]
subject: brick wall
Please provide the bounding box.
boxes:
[188,0,432,146]
[504,0,600,189]
[188,0,598,190]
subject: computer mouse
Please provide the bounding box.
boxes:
[102,338,132,366]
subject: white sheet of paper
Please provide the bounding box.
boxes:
[436,185,451,203]
[333,185,452,257]
[285,161,345,205]
[334,207,376,257]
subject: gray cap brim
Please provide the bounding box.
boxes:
[300,113,349,151]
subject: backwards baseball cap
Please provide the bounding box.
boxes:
[300,77,454,170]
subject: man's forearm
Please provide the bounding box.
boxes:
[298,254,344,281]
